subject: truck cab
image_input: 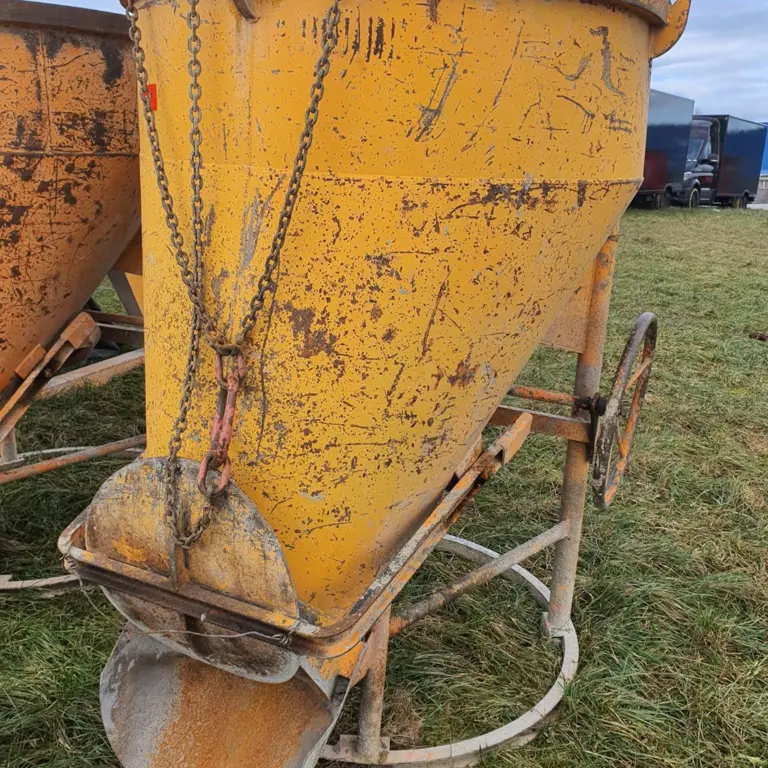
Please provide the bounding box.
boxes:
[679,118,718,207]
[677,115,767,208]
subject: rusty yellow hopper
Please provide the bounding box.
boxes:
[0,1,139,436]
[59,0,689,765]
[0,1,146,497]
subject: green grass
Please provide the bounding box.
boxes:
[2,209,767,767]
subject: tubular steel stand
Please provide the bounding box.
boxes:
[0,344,146,595]
[323,229,656,766]
[0,348,146,486]
[322,537,579,768]
[543,233,615,637]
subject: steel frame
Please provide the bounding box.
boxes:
[319,231,620,765]
[0,342,146,594]
[59,416,535,658]
[0,347,146,486]
[322,537,580,768]
[58,231,649,765]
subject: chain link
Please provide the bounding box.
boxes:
[125,2,222,351]
[236,0,341,347]
[124,0,341,548]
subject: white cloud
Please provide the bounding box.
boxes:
[652,0,768,121]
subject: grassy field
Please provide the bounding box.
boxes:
[1,209,767,767]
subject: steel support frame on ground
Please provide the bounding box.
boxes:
[0,348,146,593]
[321,231,618,766]
[0,349,146,484]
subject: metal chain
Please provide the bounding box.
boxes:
[124,0,341,548]
[235,0,341,347]
[164,310,205,548]
[125,0,213,548]
[187,0,204,301]
[125,1,223,353]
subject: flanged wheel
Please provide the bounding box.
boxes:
[592,312,658,509]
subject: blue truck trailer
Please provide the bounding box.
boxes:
[762,123,768,174]
[676,115,768,208]
[634,90,695,209]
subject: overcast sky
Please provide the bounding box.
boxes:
[27,0,768,122]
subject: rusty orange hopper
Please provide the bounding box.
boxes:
[0,1,139,442]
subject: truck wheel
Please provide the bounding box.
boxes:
[687,188,700,209]
[731,193,750,209]
[655,190,671,210]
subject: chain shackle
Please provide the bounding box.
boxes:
[196,349,246,500]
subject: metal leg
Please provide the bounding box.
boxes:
[356,606,392,763]
[322,537,581,766]
[0,435,145,486]
[544,231,617,637]
[0,429,17,465]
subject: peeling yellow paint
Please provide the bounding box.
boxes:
[95,0,674,623]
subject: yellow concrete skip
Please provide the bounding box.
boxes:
[68,1,690,766]
[0,2,140,401]
[119,0,673,620]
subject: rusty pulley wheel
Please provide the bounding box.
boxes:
[592,312,658,509]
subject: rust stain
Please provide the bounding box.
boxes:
[447,355,478,387]
[150,660,331,768]
[365,16,373,62]
[591,26,624,96]
[373,17,385,58]
[283,301,338,358]
[427,0,440,24]
[350,9,361,63]
[577,180,588,208]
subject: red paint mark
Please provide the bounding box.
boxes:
[147,83,158,112]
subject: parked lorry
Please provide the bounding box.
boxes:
[634,90,695,209]
[676,115,767,208]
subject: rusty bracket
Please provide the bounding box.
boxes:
[503,385,607,460]
[490,404,590,444]
[586,393,608,462]
[651,0,692,59]
[86,311,144,347]
[0,312,100,443]
[59,419,533,659]
[481,412,532,479]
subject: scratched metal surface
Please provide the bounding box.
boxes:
[0,5,139,399]
[106,0,667,625]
